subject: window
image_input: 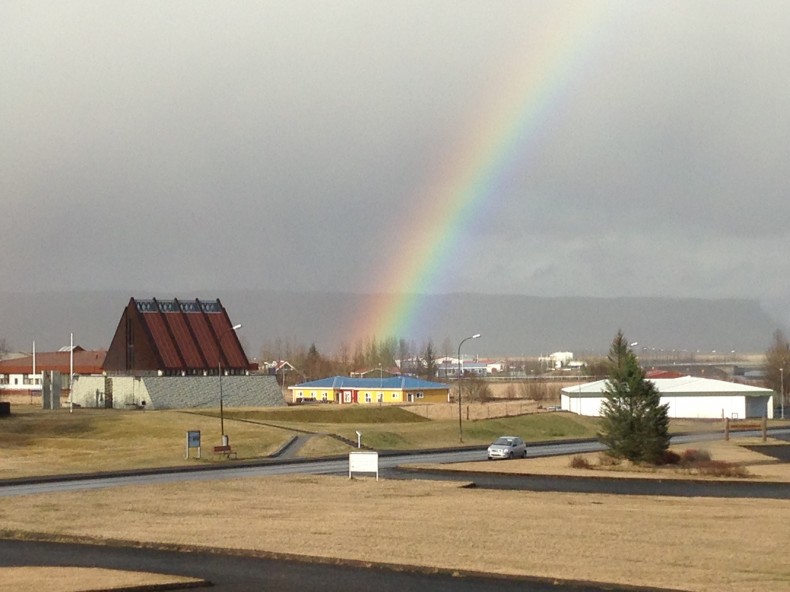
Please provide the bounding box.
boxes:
[364,393,371,403]
[377,393,383,402]
[322,392,328,402]
[416,392,424,399]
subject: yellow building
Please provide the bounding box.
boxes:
[289,375,450,405]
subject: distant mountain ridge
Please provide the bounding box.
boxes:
[0,290,783,357]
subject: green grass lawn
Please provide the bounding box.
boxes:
[222,405,430,424]
[221,406,600,449]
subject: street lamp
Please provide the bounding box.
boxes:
[457,333,481,443]
[219,323,242,445]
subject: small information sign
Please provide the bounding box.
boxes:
[186,430,201,459]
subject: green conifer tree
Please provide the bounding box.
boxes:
[422,340,437,380]
[598,331,670,463]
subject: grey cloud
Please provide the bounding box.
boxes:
[1,1,790,312]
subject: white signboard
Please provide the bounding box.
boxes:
[349,451,379,480]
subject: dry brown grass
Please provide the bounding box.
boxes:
[3,407,790,591]
[0,567,204,592]
[0,408,292,479]
[421,439,790,482]
[401,400,541,420]
[2,471,789,592]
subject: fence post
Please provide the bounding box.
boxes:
[762,416,767,442]
[724,417,730,441]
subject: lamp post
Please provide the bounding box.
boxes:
[457,333,480,443]
[780,367,784,420]
[219,323,242,445]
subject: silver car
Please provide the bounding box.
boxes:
[487,436,527,460]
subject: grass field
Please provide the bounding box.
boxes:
[2,443,789,592]
[0,406,602,478]
[1,405,789,591]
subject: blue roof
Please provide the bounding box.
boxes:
[293,376,449,390]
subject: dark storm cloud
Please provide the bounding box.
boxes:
[1,1,790,308]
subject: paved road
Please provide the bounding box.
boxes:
[0,538,675,592]
[1,430,788,499]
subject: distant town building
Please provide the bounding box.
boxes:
[289,376,450,405]
[0,347,105,398]
[435,357,504,379]
[561,376,776,419]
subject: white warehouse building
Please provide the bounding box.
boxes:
[561,376,776,420]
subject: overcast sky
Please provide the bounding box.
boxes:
[3,2,790,309]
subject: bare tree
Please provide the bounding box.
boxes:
[334,341,351,375]
[765,329,790,411]
[584,357,609,378]
[352,339,366,372]
[517,380,550,402]
[464,376,493,402]
[380,336,397,367]
[397,339,410,372]
[441,337,453,359]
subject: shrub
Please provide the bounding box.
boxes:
[465,377,494,402]
[694,460,750,479]
[518,380,550,402]
[597,452,622,466]
[681,448,711,464]
[657,450,682,466]
[570,455,593,469]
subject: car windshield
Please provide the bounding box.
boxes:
[493,437,514,446]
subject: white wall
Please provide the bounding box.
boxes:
[662,396,746,419]
[561,394,774,419]
[0,373,41,392]
[561,394,602,416]
[71,376,152,409]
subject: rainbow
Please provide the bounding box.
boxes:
[350,3,617,345]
